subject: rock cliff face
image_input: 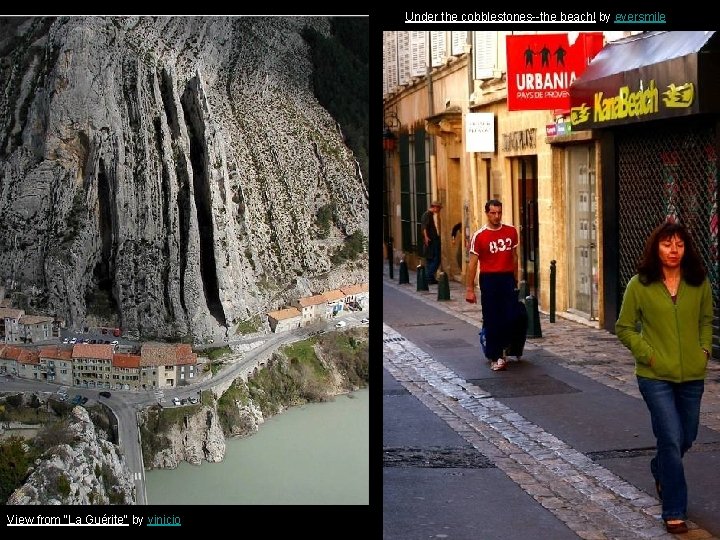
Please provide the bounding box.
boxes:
[7,406,135,505]
[0,16,368,339]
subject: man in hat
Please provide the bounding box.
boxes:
[421,200,443,284]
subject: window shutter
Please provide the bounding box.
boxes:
[472,31,497,80]
[430,31,447,67]
[397,31,411,86]
[451,31,468,56]
[409,31,427,77]
[383,31,398,96]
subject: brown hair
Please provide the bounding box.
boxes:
[637,221,706,286]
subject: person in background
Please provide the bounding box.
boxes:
[465,199,518,371]
[615,221,713,535]
[451,222,463,274]
[421,201,442,284]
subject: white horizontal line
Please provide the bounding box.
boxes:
[404,20,598,23]
[7,524,130,527]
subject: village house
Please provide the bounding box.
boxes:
[0,307,25,343]
[139,343,198,389]
[16,347,41,380]
[322,289,346,317]
[72,343,114,389]
[294,294,330,326]
[267,307,302,333]
[341,283,369,311]
[18,315,55,344]
[0,345,20,375]
[38,345,74,385]
[112,352,141,391]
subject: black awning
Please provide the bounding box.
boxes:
[569,31,720,129]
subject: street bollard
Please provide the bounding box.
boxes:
[525,294,542,338]
[550,260,556,323]
[437,271,450,301]
[387,239,394,280]
[398,259,409,284]
[416,265,429,291]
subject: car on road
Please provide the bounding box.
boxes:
[335,320,347,328]
[172,397,181,406]
[99,391,111,398]
[188,397,199,404]
[360,318,369,324]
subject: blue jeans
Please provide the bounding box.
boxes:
[637,376,704,521]
[425,238,440,281]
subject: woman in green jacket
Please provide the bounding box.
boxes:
[616,221,713,535]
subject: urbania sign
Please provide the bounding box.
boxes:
[506,33,604,111]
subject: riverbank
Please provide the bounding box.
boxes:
[138,327,369,469]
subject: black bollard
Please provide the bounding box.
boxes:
[387,239,394,280]
[550,260,556,323]
[398,259,409,284]
[416,265,429,291]
[525,294,542,338]
[437,271,450,301]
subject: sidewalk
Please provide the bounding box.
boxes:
[384,264,720,434]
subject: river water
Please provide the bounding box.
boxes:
[145,388,368,505]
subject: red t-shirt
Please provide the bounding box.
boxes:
[469,224,518,273]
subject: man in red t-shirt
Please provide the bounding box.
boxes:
[465,199,519,371]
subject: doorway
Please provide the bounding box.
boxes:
[567,145,598,320]
[513,157,539,297]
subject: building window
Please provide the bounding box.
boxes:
[399,128,430,254]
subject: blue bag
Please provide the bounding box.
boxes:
[479,327,487,355]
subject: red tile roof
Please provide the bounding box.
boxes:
[268,307,301,320]
[112,353,141,369]
[17,349,40,365]
[297,294,327,307]
[38,346,74,361]
[0,307,24,319]
[322,289,345,301]
[72,344,114,360]
[340,283,368,296]
[19,315,54,325]
[140,343,197,367]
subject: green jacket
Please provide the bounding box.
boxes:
[615,274,713,382]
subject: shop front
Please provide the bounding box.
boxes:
[570,31,720,350]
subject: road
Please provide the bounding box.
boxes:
[0,311,368,505]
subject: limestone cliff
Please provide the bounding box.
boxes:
[6,405,135,505]
[0,16,369,339]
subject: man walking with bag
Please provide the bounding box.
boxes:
[465,199,519,371]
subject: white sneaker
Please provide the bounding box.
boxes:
[491,358,507,371]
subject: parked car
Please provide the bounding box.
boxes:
[99,391,111,398]
[172,397,181,406]
[360,318,369,324]
[111,340,119,346]
[335,321,347,328]
[188,397,199,404]
[71,395,83,405]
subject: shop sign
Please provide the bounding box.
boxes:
[506,32,604,111]
[501,128,536,152]
[465,112,495,153]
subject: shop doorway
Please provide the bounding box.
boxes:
[567,145,598,320]
[513,157,539,296]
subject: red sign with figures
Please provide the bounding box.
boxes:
[506,33,604,111]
